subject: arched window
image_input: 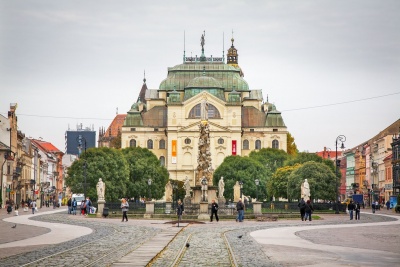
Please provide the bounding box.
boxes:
[184,138,191,144]
[130,139,136,148]
[147,139,153,149]
[243,140,249,150]
[272,139,279,149]
[188,103,221,119]
[255,140,261,150]
[218,138,224,144]
[159,139,166,149]
[159,156,165,166]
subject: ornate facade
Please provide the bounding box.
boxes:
[121,36,287,185]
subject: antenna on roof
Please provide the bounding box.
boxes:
[183,30,186,63]
[143,70,146,83]
[222,32,225,62]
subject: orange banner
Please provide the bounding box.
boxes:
[172,140,177,157]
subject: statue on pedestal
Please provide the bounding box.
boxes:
[218,176,225,198]
[233,181,240,202]
[96,178,105,201]
[301,179,310,202]
[184,176,191,198]
[165,181,172,202]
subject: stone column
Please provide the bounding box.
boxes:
[144,201,155,218]
[97,199,105,218]
[198,201,209,220]
[165,201,172,214]
[252,201,262,215]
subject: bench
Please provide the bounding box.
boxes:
[256,214,278,221]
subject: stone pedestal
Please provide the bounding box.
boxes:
[97,199,105,217]
[165,201,172,214]
[198,201,210,220]
[144,201,155,218]
[192,186,218,204]
[252,202,262,215]
[218,197,226,206]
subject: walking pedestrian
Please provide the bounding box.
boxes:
[80,200,85,215]
[67,197,72,214]
[177,199,184,221]
[85,197,92,216]
[386,200,390,210]
[236,198,245,222]
[298,198,306,221]
[31,200,37,214]
[372,201,376,213]
[121,198,129,222]
[72,198,77,215]
[210,199,219,222]
[348,200,355,220]
[355,202,361,220]
[304,200,314,221]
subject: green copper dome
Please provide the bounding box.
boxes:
[187,76,222,88]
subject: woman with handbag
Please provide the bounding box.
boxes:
[121,198,129,222]
[304,200,314,221]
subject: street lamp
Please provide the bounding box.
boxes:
[172,182,177,209]
[255,179,259,201]
[239,181,243,199]
[335,135,346,214]
[147,178,152,200]
[77,135,87,199]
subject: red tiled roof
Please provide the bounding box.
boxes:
[31,139,62,153]
[316,150,342,159]
[104,114,127,137]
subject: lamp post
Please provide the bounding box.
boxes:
[147,178,152,200]
[172,182,177,209]
[239,181,243,200]
[255,179,259,201]
[77,135,87,199]
[335,135,346,214]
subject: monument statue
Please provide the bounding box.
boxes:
[201,176,208,202]
[218,176,225,198]
[200,31,205,50]
[165,181,173,202]
[184,176,191,198]
[201,99,209,121]
[196,120,213,185]
[301,179,310,201]
[96,178,105,200]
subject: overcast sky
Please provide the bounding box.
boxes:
[1,0,399,153]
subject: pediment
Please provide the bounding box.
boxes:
[178,121,231,133]
[183,91,226,106]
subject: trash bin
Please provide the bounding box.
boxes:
[103,207,109,218]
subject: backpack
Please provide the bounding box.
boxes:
[72,200,77,207]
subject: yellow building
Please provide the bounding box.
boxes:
[121,37,287,185]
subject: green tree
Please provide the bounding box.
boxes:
[285,152,335,173]
[213,156,269,201]
[249,148,289,174]
[286,132,298,156]
[267,164,301,201]
[122,147,169,200]
[66,147,129,201]
[287,161,337,201]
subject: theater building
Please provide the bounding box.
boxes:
[121,36,287,184]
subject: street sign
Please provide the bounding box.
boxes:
[6,188,11,192]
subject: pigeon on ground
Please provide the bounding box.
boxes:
[11,224,17,228]
[238,235,243,238]
[186,242,190,248]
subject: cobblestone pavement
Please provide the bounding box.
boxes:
[0,208,399,266]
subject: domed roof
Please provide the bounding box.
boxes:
[186,76,222,88]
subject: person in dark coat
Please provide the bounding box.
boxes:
[298,198,306,221]
[210,199,219,222]
[177,199,184,221]
[355,202,361,220]
[304,200,314,221]
[236,198,245,222]
[348,200,355,220]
